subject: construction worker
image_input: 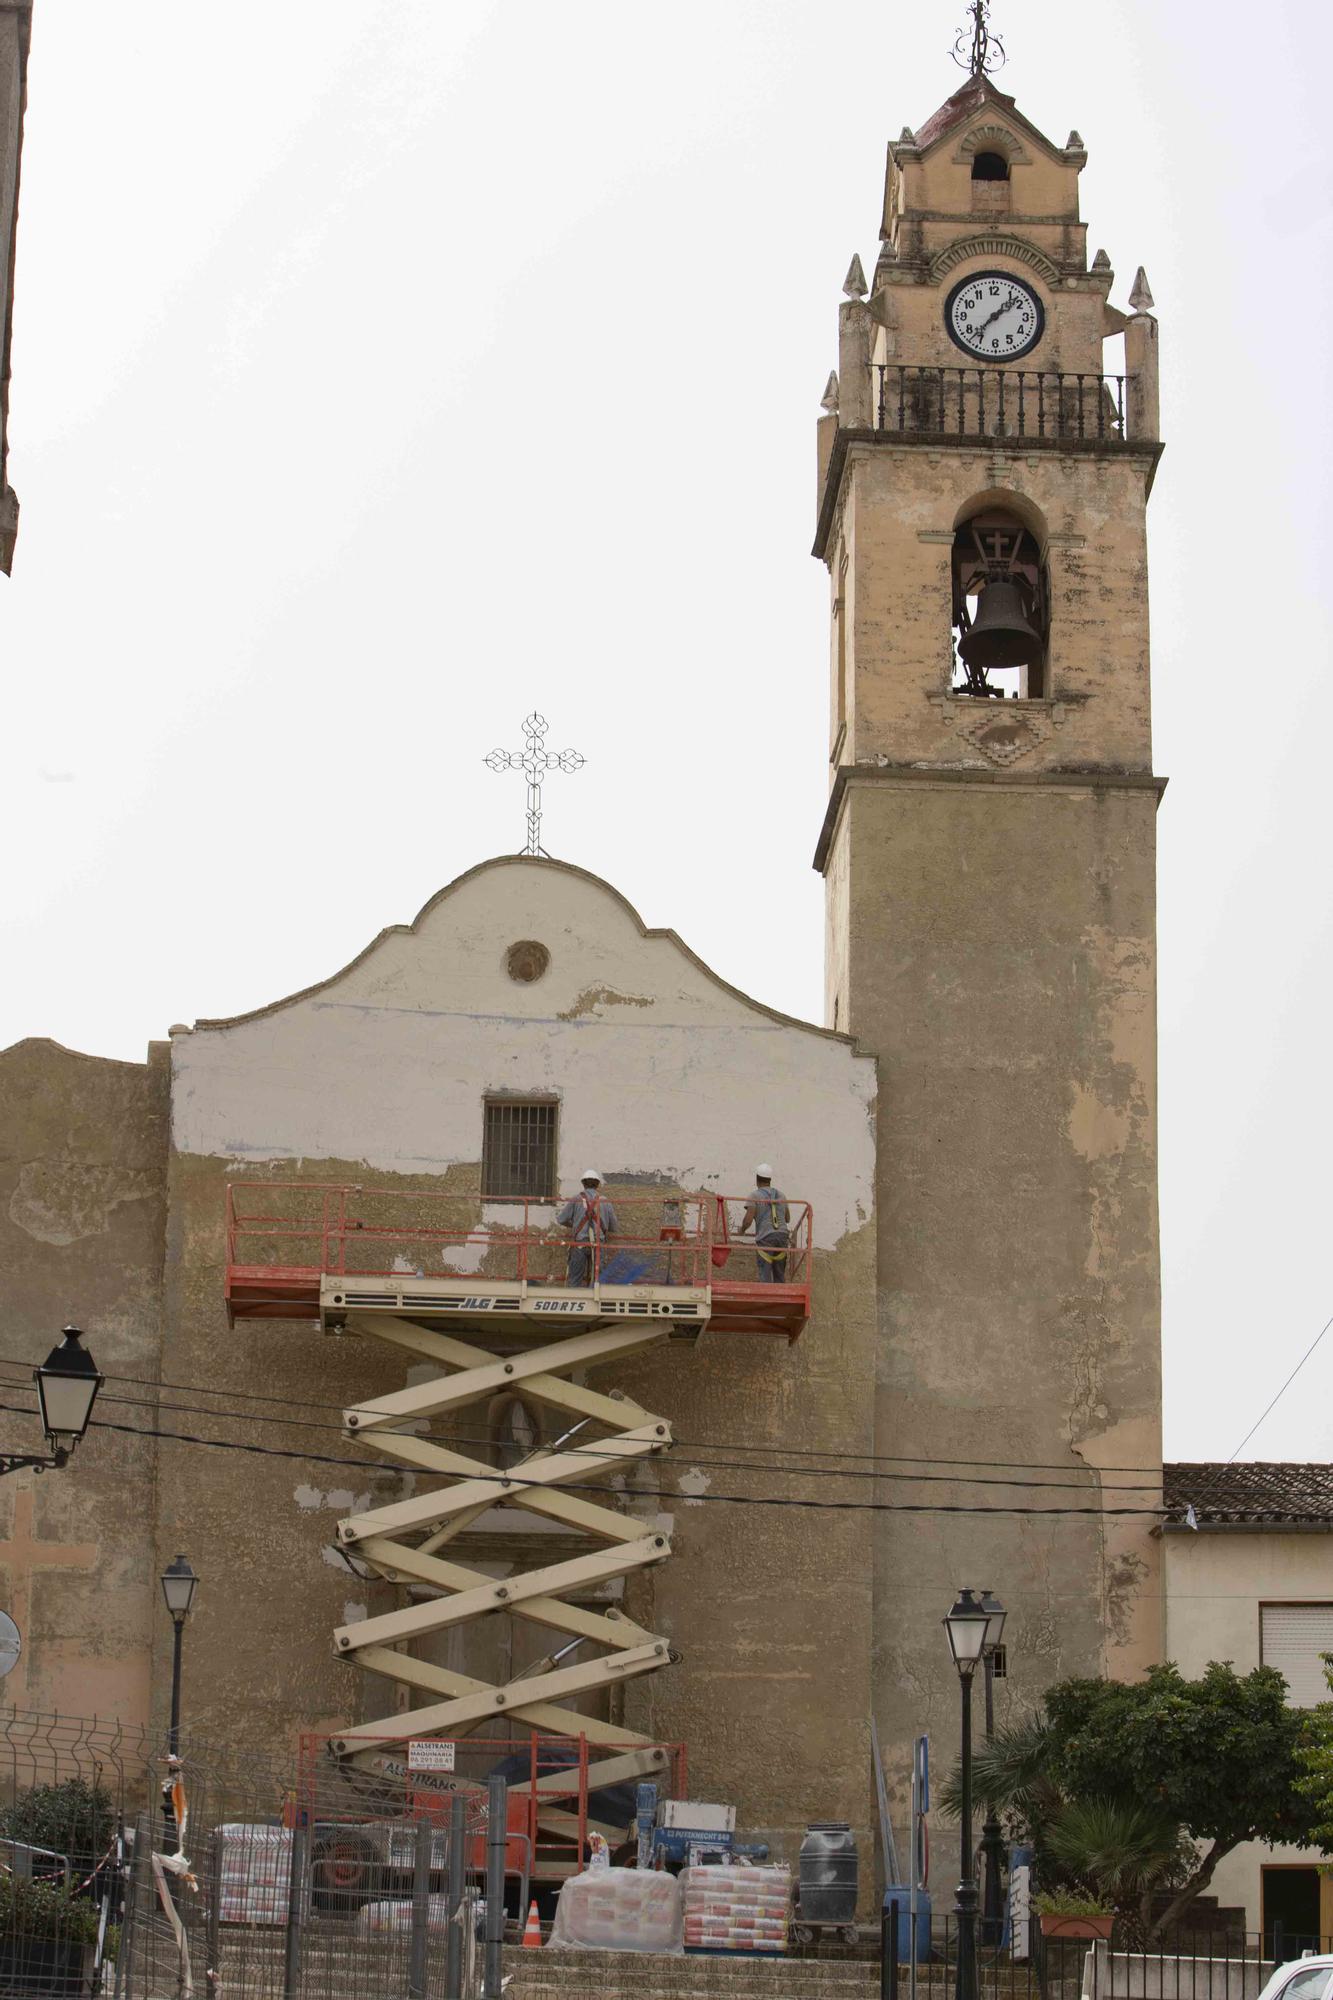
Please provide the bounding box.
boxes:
[556,1170,618,1287]
[736,1165,790,1283]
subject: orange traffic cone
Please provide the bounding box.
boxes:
[522,1900,542,1948]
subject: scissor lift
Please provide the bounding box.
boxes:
[225,1183,810,1812]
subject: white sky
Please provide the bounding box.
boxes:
[2,1,1330,1465]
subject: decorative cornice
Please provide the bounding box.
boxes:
[929,233,1061,285]
[951,123,1031,167]
[812,428,1162,562]
[813,763,1168,874]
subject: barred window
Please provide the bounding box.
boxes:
[482,1098,558,1201]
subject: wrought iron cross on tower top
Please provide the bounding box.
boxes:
[485,713,585,857]
[953,0,1005,75]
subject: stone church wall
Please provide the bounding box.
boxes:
[156,857,879,1861]
[0,1037,169,1722]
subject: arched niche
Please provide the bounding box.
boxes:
[950,491,1051,701]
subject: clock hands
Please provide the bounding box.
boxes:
[975,290,1020,334]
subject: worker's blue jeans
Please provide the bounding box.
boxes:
[566,1245,601,1287]
[756,1234,790,1282]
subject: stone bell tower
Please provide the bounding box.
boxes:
[813,48,1165,1813]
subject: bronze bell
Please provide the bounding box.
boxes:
[959,579,1043,671]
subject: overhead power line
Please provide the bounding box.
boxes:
[1227,1308,1333,1462]
[0,1369,1164,1493]
[0,1360,1164,1479]
[0,1398,1168,1521]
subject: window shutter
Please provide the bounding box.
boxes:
[1260,1604,1333,1707]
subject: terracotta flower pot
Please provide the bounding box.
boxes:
[1038,1912,1115,1941]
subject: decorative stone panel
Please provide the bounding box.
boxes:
[952,700,1052,766]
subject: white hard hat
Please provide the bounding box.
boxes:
[756,1163,773,1178]
[581,1168,602,1184]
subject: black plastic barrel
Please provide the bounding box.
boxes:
[798,1821,858,1924]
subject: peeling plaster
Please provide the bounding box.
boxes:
[171,862,877,1247]
[294,1485,369,1513]
[9,1162,157,1245]
[556,985,654,1021]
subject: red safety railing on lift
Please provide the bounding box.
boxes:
[225,1182,813,1336]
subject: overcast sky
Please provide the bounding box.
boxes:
[2,2,1330,1464]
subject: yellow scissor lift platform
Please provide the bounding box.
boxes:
[224,1181,811,1856]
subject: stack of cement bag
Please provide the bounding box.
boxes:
[215,1825,293,1925]
[547,1866,684,1953]
[680,1863,792,1953]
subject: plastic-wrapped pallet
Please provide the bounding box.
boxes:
[357,1895,452,1933]
[215,1825,293,1926]
[680,1863,792,1954]
[547,1866,684,1954]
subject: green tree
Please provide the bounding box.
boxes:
[944,1662,1323,1940]
[1296,1653,1333,1847]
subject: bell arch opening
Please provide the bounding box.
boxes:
[971,151,1010,182]
[950,497,1050,700]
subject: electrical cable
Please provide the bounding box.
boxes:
[0,1397,1169,1519]
[0,1359,1165,1479]
[1225,1308,1333,1462]
[0,1369,1165,1492]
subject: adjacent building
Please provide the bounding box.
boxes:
[1163,1464,1333,1945]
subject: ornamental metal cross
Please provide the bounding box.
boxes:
[485,713,585,857]
[952,0,1005,74]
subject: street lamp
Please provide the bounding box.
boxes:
[160,1556,198,1756]
[977,1590,1008,1945]
[1,1327,104,1477]
[944,1588,989,2000]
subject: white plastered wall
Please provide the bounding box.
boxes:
[170,857,876,1242]
[1163,1529,1333,1932]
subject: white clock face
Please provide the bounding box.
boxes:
[945,271,1045,361]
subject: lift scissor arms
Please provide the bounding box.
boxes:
[333,1538,668,1654]
[332,1544,664,1656]
[336,1425,669,1545]
[342,1321,663,1431]
[349,1531,666,1597]
[343,1649,662,1757]
[334,1640,669,1753]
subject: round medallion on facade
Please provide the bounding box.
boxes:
[506,939,550,983]
[944,269,1045,361]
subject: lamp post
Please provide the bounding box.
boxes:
[944,1588,989,2000]
[160,1555,198,1756]
[978,1590,1008,1945]
[1,1327,104,1477]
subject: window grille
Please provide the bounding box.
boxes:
[1260,1603,1333,1707]
[482,1099,558,1200]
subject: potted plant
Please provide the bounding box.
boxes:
[1034,1891,1115,1941]
[0,1874,101,1995]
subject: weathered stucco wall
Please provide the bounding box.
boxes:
[0,1037,169,1722]
[1163,1530,1333,1929]
[161,857,879,1861]
[827,774,1162,1862]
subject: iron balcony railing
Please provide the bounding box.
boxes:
[875,363,1129,442]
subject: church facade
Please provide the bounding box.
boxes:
[1,60,1168,1874]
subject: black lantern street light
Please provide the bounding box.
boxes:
[978,1590,1008,1945]
[1,1327,105,1478]
[944,1588,991,2000]
[160,1556,198,1757]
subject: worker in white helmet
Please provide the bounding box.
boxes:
[736,1165,790,1283]
[556,1170,618,1287]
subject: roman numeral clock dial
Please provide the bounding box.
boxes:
[944,270,1045,360]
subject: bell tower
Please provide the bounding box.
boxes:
[814,37,1164,1794]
